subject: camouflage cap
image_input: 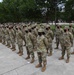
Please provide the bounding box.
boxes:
[28,27,31,30]
[38,28,44,32]
[25,27,28,31]
[46,25,50,28]
[64,26,69,29]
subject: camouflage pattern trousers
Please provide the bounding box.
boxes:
[48,42,52,52]
[10,38,15,48]
[2,35,5,44]
[56,37,60,47]
[6,35,11,46]
[61,45,71,58]
[26,45,34,58]
[0,35,2,42]
[37,51,47,65]
[17,39,23,51]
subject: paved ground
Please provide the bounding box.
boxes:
[0,39,74,75]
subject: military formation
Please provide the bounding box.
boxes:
[0,23,74,72]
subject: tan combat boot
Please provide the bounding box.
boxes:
[19,51,23,56]
[71,52,74,54]
[8,45,11,48]
[55,44,58,49]
[0,40,2,43]
[30,58,35,63]
[12,47,16,51]
[2,42,5,45]
[17,50,21,54]
[48,51,52,56]
[11,47,14,49]
[59,56,64,60]
[66,58,69,63]
[25,55,30,60]
[55,47,58,49]
[6,44,9,46]
[35,63,42,68]
[41,64,46,72]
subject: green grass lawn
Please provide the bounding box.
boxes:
[50,25,74,31]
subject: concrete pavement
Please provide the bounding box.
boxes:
[0,40,74,75]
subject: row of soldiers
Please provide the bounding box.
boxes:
[0,23,74,72]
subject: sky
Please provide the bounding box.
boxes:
[0,0,2,2]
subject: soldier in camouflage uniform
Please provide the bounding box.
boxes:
[59,25,64,50]
[25,27,35,63]
[31,25,38,51]
[1,26,6,44]
[68,25,74,54]
[55,25,63,49]
[5,25,11,47]
[9,26,16,51]
[16,26,24,56]
[36,28,48,72]
[59,26,73,63]
[0,25,2,43]
[22,25,27,46]
[69,24,74,35]
[45,25,54,56]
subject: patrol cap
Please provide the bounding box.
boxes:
[28,27,31,30]
[38,28,44,32]
[69,24,72,27]
[25,27,28,31]
[64,26,69,29]
[46,25,50,28]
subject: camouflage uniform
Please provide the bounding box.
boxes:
[25,28,35,63]
[59,27,64,50]
[0,26,2,43]
[16,27,23,56]
[9,26,16,51]
[1,26,6,44]
[36,28,48,72]
[69,25,74,54]
[32,26,38,51]
[22,25,27,45]
[69,25,74,35]
[45,25,54,56]
[5,26,11,47]
[59,27,73,63]
[55,26,63,49]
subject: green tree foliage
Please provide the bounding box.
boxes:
[0,0,74,23]
[65,0,74,22]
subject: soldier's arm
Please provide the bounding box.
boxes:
[50,31,54,40]
[43,38,48,49]
[69,33,73,46]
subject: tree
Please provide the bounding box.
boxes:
[65,0,74,22]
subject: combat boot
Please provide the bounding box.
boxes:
[11,47,14,49]
[25,55,30,60]
[55,47,58,49]
[35,63,42,68]
[59,56,64,60]
[0,40,2,43]
[48,51,52,56]
[19,51,23,56]
[30,57,35,63]
[2,42,6,45]
[6,44,9,46]
[71,52,74,54]
[55,44,59,49]
[41,64,46,72]
[8,45,11,48]
[17,50,21,54]
[66,58,69,63]
[12,47,16,51]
